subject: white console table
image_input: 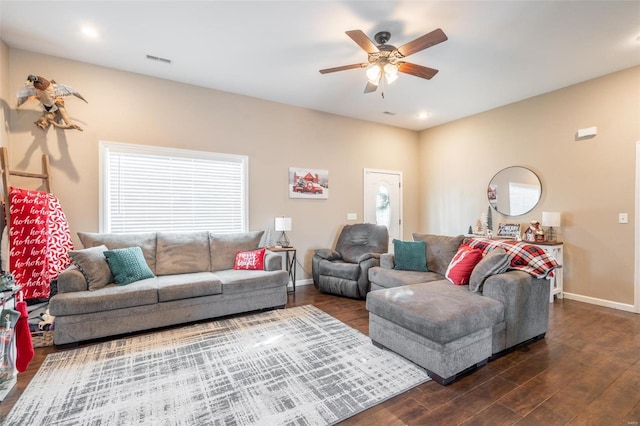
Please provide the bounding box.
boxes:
[529,241,563,303]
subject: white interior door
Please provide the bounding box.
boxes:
[364,169,402,252]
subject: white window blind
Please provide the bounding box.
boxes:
[100,142,248,233]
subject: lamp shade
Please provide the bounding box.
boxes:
[542,212,561,227]
[274,217,292,232]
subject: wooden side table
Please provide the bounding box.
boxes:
[269,247,297,293]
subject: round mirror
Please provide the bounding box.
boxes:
[487,166,541,216]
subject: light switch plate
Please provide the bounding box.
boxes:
[347,213,357,221]
[619,213,628,224]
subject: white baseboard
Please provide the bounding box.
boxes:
[291,279,313,287]
[562,292,637,313]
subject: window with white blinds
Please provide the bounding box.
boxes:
[100,141,248,233]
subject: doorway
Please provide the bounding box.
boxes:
[364,169,402,252]
[635,142,640,313]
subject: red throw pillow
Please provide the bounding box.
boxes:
[445,246,483,285]
[233,248,266,270]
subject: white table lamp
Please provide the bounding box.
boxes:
[275,217,292,248]
[542,212,561,242]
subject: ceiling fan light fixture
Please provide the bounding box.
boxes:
[366,64,381,84]
[384,63,398,84]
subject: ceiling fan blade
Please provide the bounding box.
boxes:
[396,28,448,58]
[398,62,439,80]
[364,81,378,93]
[319,63,366,74]
[346,30,379,54]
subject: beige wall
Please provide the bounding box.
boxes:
[6,48,420,280]
[0,39,9,148]
[419,66,640,306]
[5,47,639,307]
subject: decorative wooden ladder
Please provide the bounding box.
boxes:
[0,147,52,227]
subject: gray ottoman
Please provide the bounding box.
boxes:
[366,280,505,385]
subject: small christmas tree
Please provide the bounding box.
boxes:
[487,206,493,232]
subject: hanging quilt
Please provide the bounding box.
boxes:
[8,187,73,300]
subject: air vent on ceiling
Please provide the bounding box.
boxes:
[383,111,396,116]
[146,54,172,64]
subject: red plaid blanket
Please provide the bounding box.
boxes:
[464,238,560,279]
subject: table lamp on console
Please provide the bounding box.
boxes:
[542,211,561,242]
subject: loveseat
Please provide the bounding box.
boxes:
[366,234,557,384]
[49,230,289,345]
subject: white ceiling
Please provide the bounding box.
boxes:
[1,1,639,131]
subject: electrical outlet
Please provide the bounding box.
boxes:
[347,213,357,221]
[619,213,628,224]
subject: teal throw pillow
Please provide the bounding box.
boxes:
[393,239,428,272]
[104,247,155,285]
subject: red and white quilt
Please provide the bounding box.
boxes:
[463,237,560,279]
[8,187,73,300]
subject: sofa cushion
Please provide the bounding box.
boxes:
[78,232,157,273]
[104,247,156,285]
[155,272,222,302]
[369,267,444,289]
[49,279,158,316]
[366,280,504,344]
[392,239,427,272]
[445,246,483,285]
[156,231,210,275]
[469,248,510,292]
[68,245,113,290]
[412,234,464,276]
[213,269,288,295]
[209,231,264,271]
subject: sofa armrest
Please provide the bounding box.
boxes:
[482,270,550,351]
[356,252,382,263]
[314,248,341,261]
[264,250,283,271]
[380,253,395,269]
[57,265,89,293]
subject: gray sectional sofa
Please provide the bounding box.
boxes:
[49,230,289,345]
[366,234,551,385]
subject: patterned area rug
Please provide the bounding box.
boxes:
[5,305,429,425]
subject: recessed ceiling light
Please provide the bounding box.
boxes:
[81,26,99,38]
[417,112,431,120]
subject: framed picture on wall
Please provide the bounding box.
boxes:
[289,168,329,199]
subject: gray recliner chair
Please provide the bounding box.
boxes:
[312,223,389,299]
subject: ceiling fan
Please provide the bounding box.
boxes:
[319,28,448,95]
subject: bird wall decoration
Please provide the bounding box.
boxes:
[16,74,87,131]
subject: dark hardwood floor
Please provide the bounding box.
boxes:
[2,285,639,425]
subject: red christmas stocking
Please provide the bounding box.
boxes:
[15,301,34,372]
